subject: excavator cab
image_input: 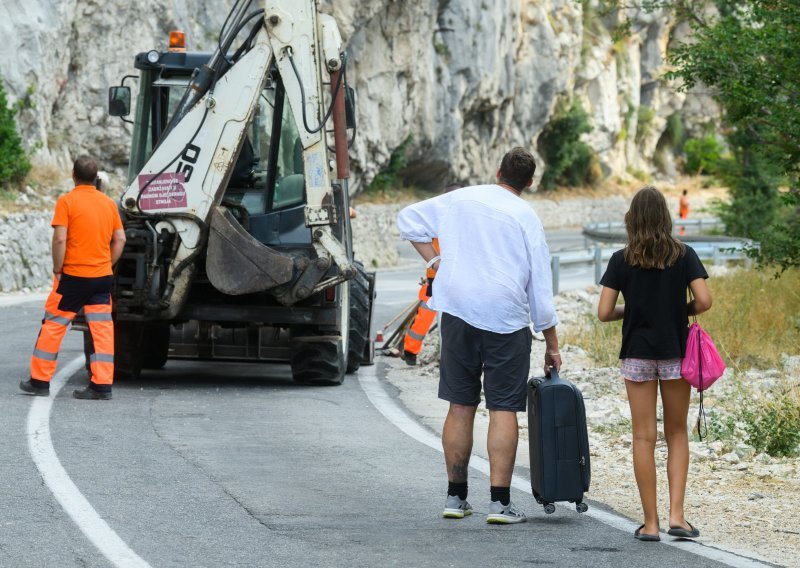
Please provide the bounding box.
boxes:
[107,6,374,386]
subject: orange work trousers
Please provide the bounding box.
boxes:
[403,279,437,356]
[30,275,114,389]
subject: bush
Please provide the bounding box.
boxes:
[0,76,31,186]
[367,135,413,193]
[739,384,800,457]
[683,135,724,175]
[538,100,596,190]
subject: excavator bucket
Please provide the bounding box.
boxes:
[206,206,294,295]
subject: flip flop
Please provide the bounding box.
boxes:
[668,522,700,538]
[634,525,661,542]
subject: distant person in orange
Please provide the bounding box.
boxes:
[402,183,462,365]
[678,189,689,236]
[20,156,126,400]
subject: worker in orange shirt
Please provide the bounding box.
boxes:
[20,156,126,400]
[678,189,689,236]
[402,183,462,365]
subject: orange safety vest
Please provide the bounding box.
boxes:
[679,196,689,219]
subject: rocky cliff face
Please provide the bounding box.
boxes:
[0,0,712,190]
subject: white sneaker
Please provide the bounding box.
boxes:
[442,495,473,519]
[486,500,527,524]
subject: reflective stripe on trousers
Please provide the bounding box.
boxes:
[30,278,76,382]
[84,304,114,386]
[30,276,115,385]
[403,282,437,356]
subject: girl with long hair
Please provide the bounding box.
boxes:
[597,186,712,541]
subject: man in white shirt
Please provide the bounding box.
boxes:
[397,147,562,524]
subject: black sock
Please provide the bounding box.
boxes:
[490,486,510,506]
[448,482,468,500]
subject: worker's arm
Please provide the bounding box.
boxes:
[110,229,126,266]
[51,226,67,279]
[597,286,623,322]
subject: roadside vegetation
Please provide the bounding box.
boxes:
[0,76,31,188]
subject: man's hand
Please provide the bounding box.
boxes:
[541,325,561,376]
[544,351,561,376]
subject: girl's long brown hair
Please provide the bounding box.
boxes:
[623,186,685,269]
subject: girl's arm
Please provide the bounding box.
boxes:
[688,277,712,315]
[597,286,624,322]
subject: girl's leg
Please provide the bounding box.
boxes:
[660,378,692,529]
[625,379,660,535]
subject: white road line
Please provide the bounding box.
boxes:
[26,356,152,568]
[358,366,772,568]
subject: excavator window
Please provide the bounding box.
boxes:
[227,74,305,215]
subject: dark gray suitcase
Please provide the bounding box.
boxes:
[527,368,591,514]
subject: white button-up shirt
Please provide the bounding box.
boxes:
[397,184,558,334]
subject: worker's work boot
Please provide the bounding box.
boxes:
[19,379,49,397]
[73,385,112,400]
[403,351,417,366]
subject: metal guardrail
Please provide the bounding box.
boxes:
[550,219,754,294]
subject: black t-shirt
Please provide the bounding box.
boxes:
[599,246,708,360]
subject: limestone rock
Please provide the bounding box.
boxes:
[0,1,719,188]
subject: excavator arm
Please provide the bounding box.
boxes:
[117,0,353,318]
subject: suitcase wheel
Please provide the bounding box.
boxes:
[543,503,556,515]
[576,502,588,513]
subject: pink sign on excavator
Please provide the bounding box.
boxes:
[138,172,187,211]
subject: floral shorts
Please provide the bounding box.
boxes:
[620,358,683,382]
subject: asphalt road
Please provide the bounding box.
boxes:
[0,232,764,568]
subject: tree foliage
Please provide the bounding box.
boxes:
[538,100,595,190]
[0,76,31,186]
[600,0,800,270]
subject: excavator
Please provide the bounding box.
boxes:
[104,0,375,385]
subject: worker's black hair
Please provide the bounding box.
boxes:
[73,155,98,185]
[498,147,536,191]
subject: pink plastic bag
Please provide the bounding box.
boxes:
[681,322,726,391]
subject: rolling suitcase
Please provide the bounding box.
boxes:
[527,368,591,514]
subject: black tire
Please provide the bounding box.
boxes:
[141,323,170,370]
[290,336,346,385]
[346,261,371,374]
[114,321,144,380]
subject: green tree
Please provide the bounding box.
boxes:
[0,76,31,186]
[666,1,800,269]
[538,100,595,190]
[599,0,800,270]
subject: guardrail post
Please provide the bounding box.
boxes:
[551,255,560,296]
[594,246,602,284]
[712,246,720,265]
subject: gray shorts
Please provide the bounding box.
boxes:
[438,313,532,411]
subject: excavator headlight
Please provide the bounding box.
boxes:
[169,31,186,52]
[146,50,160,64]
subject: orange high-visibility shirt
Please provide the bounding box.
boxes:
[51,185,123,277]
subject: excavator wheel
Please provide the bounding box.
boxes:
[113,321,144,381]
[290,335,346,386]
[141,323,171,370]
[346,261,371,374]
